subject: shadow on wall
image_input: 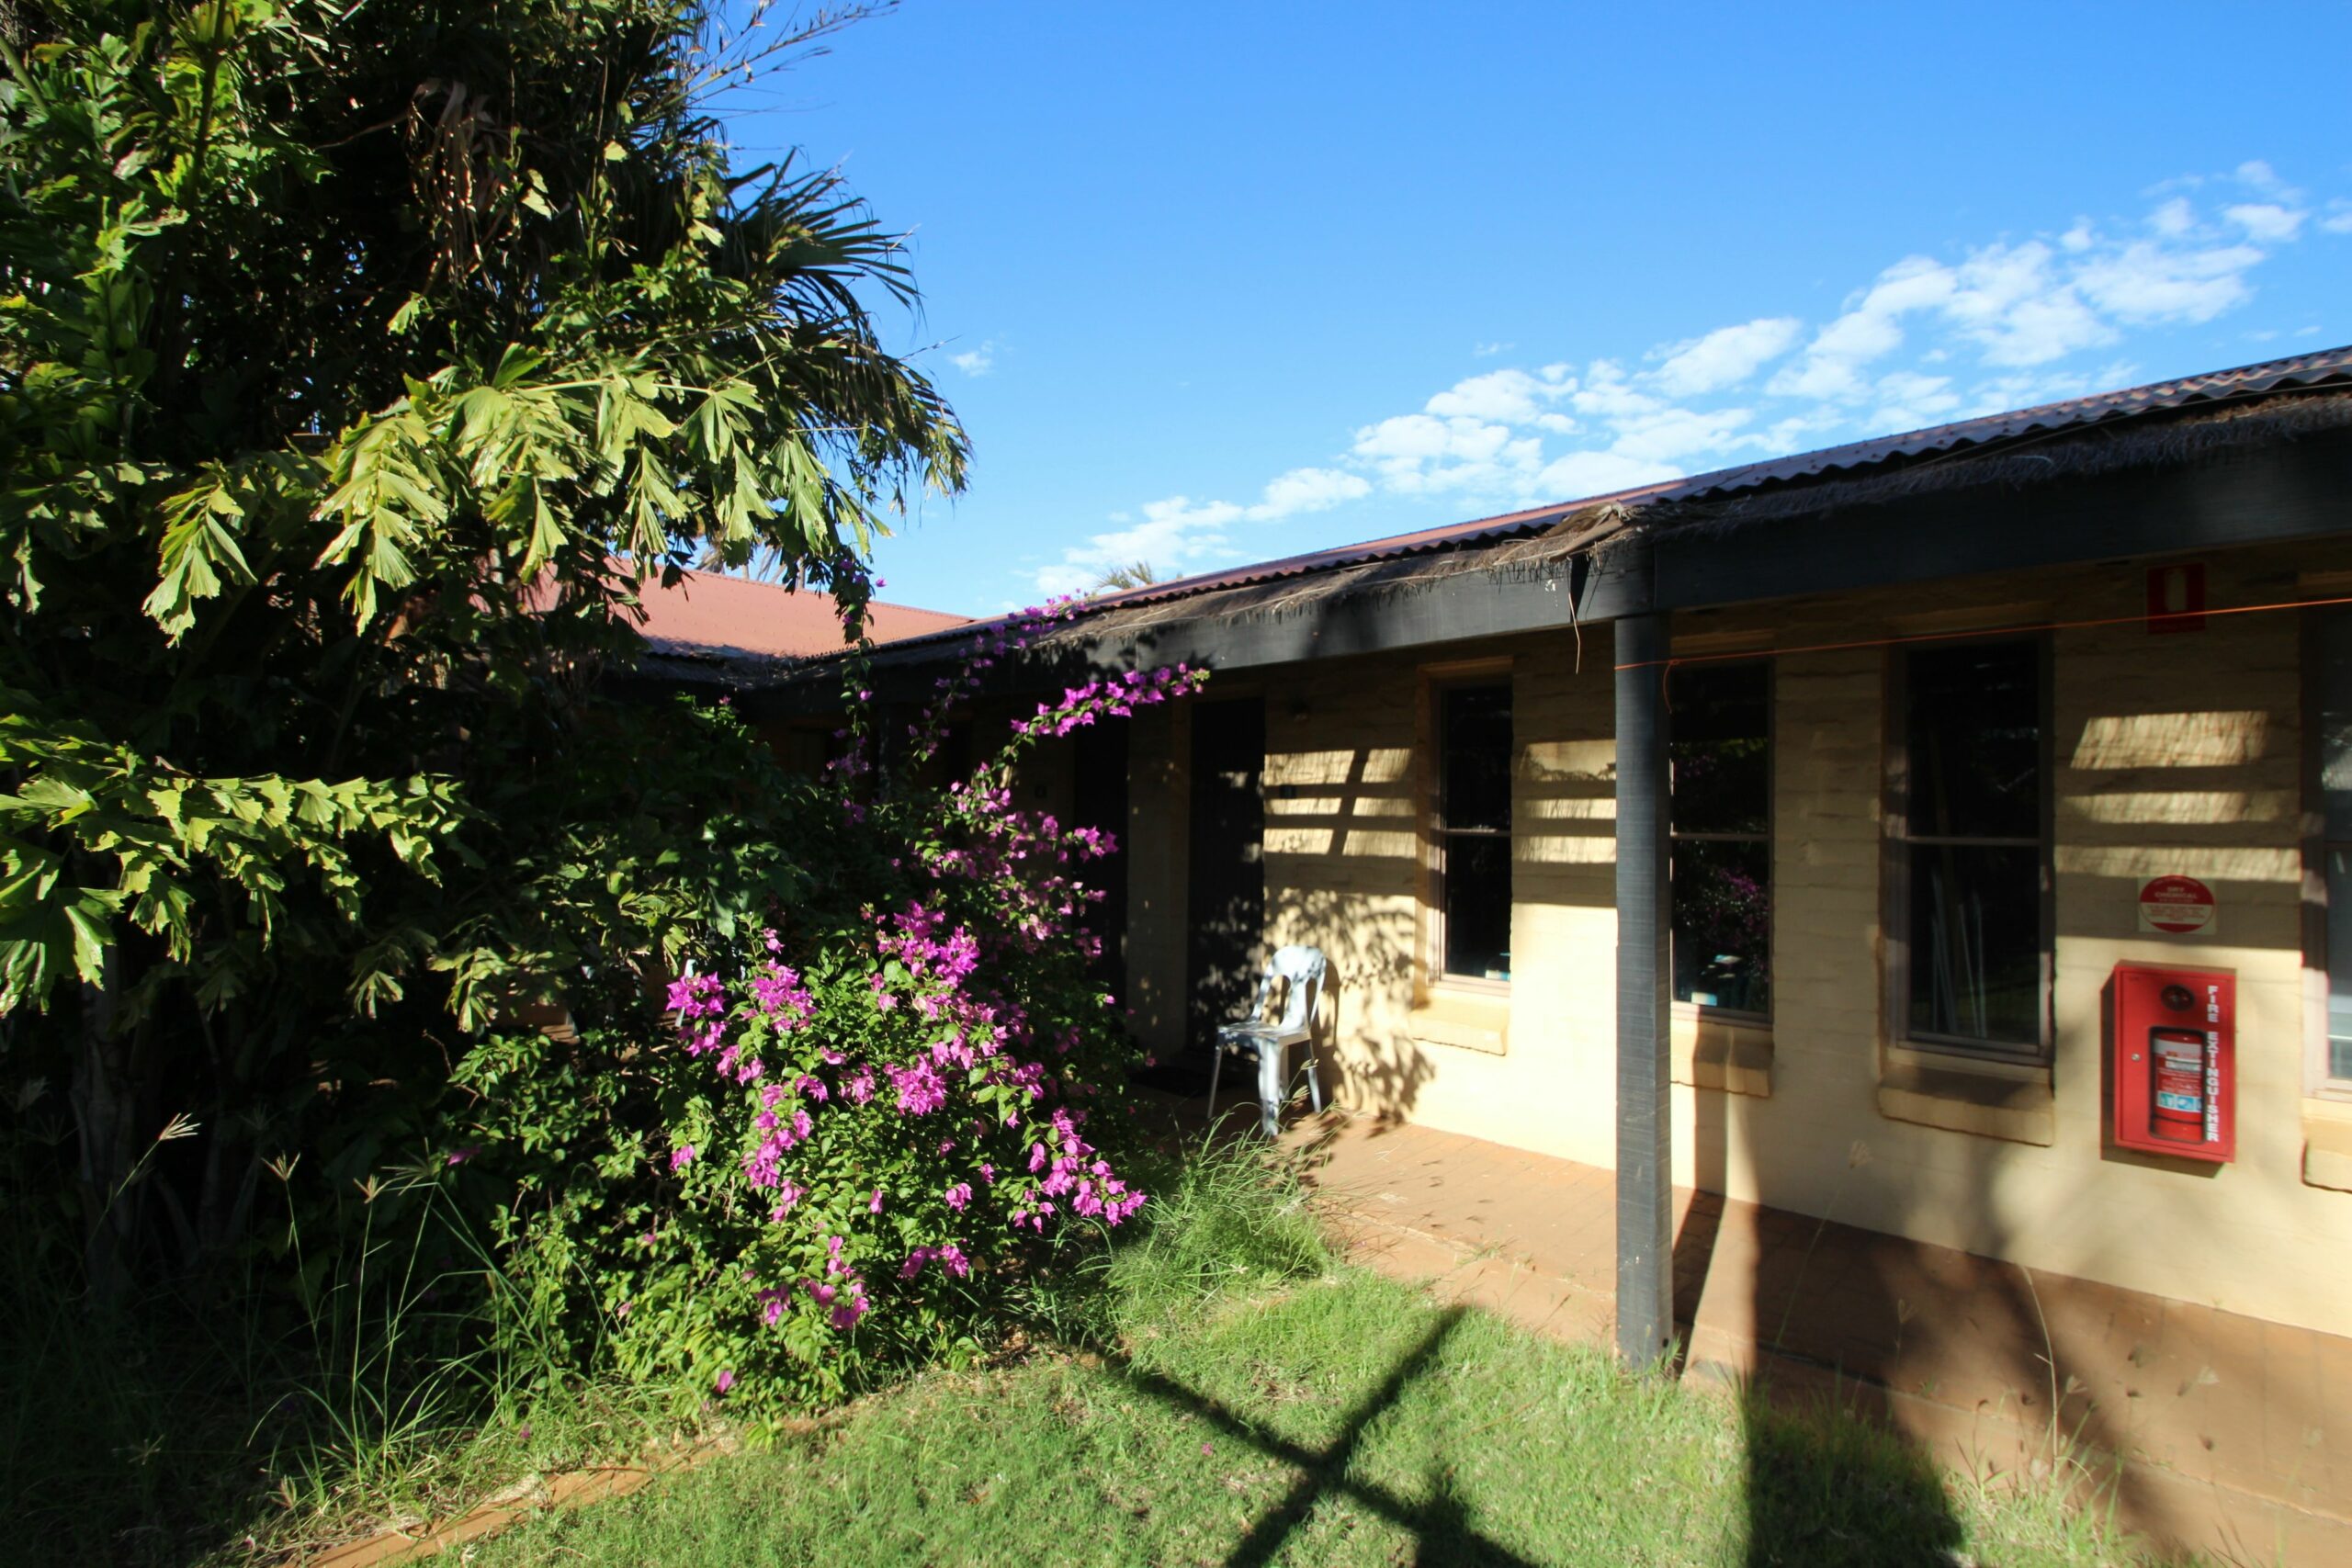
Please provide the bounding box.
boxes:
[1261,886,1433,1129]
[1514,737,1620,909]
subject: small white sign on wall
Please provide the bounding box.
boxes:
[2138,874,2218,936]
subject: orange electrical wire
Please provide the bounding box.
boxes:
[1612,592,2352,671]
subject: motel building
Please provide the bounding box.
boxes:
[738,346,2352,1558]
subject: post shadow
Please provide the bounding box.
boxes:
[1109,1306,1546,1568]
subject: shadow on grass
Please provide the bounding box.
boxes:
[1737,1380,1966,1568]
[1116,1292,1981,1568]
[1114,1305,1545,1568]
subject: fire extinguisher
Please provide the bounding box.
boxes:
[2149,1028,2208,1142]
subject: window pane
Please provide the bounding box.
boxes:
[2328,847,2352,1080]
[1907,643,2040,840]
[1442,685,1512,832]
[1672,837,1770,1012]
[1442,833,1511,980]
[1908,842,2041,1045]
[1671,661,1770,835]
[2323,615,2352,841]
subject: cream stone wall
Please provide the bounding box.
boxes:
[1125,539,2352,1336]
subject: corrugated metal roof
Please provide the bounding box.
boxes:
[824,341,2352,660]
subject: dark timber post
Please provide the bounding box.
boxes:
[1613,585,1674,1367]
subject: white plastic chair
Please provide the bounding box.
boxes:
[1209,945,1327,1135]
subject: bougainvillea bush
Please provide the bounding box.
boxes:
[449,610,1207,1423]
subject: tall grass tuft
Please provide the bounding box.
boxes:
[0,1150,672,1567]
[1010,1134,1332,1349]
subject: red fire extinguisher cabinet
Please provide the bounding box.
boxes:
[2107,962,2235,1163]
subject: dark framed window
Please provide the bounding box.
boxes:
[2315,613,2352,1089]
[1670,660,1771,1016]
[1894,640,2050,1056]
[1436,682,1512,982]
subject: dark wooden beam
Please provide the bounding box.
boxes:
[1654,430,2352,612]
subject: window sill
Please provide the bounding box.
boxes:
[2303,1101,2352,1193]
[1875,1058,2054,1145]
[1409,987,1510,1056]
[1671,1010,1772,1097]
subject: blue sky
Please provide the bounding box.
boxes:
[720,3,2352,616]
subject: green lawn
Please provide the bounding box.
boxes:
[475,1267,2145,1568]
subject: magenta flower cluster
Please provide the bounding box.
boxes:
[626,598,1209,1406]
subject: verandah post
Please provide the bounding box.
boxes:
[1613,576,1675,1367]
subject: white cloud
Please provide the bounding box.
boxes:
[1028,468,1374,593]
[1249,467,1371,519]
[949,341,997,377]
[1770,256,1949,399]
[1424,368,1566,423]
[1607,405,1755,465]
[1570,360,1667,419]
[1648,317,1803,396]
[1351,413,1543,494]
[1030,495,1242,596]
[2224,202,2305,242]
[1868,370,1962,432]
[2075,240,2263,322]
[1532,450,1682,500]
[1036,159,2331,601]
[2236,160,2292,196]
[1959,366,2118,419]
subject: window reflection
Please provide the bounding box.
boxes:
[1902,642,2045,1053]
[1670,661,1770,1015]
[1438,683,1512,981]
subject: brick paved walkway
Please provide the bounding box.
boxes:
[1263,1107,2352,1567]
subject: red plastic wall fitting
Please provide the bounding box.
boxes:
[2108,961,2235,1163]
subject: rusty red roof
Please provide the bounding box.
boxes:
[629,567,967,660]
[1054,342,2352,622]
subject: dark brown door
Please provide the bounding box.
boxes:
[1071,721,1130,1000]
[1185,697,1265,1056]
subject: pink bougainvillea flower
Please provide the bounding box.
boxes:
[889,1061,945,1115]
[669,1145,695,1172]
[944,1181,972,1213]
[868,1188,886,1214]
[715,1369,736,1393]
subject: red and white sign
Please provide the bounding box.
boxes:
[2138,875,2217,936]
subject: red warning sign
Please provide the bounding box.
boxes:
[2137,875,2217,936]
